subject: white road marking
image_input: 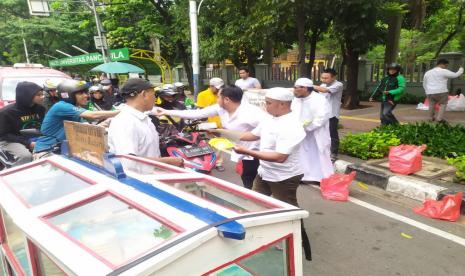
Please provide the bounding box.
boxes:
[309,186,465,247]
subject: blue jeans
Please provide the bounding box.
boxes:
[380,101,399,125]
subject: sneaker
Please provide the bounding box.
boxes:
[215,165,225,172]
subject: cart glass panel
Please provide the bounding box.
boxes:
[2,209,31,275]
[0,162,91,206]
[117,156,178,175]
[36,247,66,276]
[161,179,275,213]
[208,238,290,276]
[47,195,178,266]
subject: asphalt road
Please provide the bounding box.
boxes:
[212,158,465,276]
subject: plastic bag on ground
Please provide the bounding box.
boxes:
[320,171,356,201]
[389,144,426,175]
[413,192,463,222]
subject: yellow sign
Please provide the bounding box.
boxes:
[63,121,107,166]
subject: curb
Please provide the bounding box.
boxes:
[334,160,465,214]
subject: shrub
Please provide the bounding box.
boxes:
[340,131,401,160]
[375,123,465,158]
[447,155,465,184]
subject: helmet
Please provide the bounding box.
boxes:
[57,79,88,105]
[89,85,103,93]
[174,82,184,88]
[162,83,175,90]
[43,79,57,92]
[157,87,178,98]
[387,63,402,72]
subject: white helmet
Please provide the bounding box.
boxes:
[174,82,184,88]
[162,83,175,90]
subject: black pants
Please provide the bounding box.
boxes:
[380,101,399,125]
[329,117,339,156]
[241,158,260,189]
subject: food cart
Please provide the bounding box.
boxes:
[0,122,308,276]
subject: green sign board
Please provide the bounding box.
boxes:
[49,48,129,67]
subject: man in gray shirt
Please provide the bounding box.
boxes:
[314,68,343,161]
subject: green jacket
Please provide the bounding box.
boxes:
[370,74,406,102]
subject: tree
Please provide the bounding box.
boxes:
[198,0,293,75]
[333,0,384,109]
[295,0,335,77]
[382,2,408,64]
[0,0,95,65]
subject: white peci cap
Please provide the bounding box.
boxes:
[265,87,294,102]
[209,77,224,89]
[294,78,313,87]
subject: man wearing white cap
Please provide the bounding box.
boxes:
[292,78,333,184]
[234,87,306,206]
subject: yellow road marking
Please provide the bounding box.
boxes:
[401,232,413,239]
[340,115,406,124]
[340,116,380,123]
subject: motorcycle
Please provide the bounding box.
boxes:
[0,129,61,171]
[160,119,217,174]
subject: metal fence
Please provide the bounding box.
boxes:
[369,60,436,83]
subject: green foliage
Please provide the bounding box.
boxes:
[0,0,95,65]
[375,123,465,158]
[340,132,401,160]
[447,155,465,183]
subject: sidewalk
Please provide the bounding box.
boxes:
[337,102,465,213]
[339,101,465,136]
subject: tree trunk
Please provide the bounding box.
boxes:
[409,0,426,29]
[177,41,194,92]
[263,38,273,66]
[343,47,360,109]
[296,0,308,77]
[246,50,258,77]
[384,13,403,64]
[308,31,318,77]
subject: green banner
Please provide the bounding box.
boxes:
[49,48,129,67]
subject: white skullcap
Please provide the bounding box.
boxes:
[295,78,313,87]
[209,77,224,89]
[265,87,294,102]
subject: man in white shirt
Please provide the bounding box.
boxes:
[156,85,268,189]
[293,78,334,184]
[108,78,183,167]
[423,59,464,122]
[234,88,306,206]
[313,68,343,160]
[235,67,262,90]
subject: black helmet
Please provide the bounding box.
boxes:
[387,63,402,72]
[57,79,88,105]
[157,87,178,98]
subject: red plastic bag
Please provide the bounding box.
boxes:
[320,171,356,201]
[413,192,463,222]
[235,160,243,176]
[389,144,426,175]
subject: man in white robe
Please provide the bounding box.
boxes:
[292,78,334,183]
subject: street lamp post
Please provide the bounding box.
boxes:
[189,0,200,100]
[89,0,108,63]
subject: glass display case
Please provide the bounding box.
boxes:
[161,178,278,213]
[0,154,308,275]
[0,161,92,207]
[46,193,180,266]
[117,155,185,175]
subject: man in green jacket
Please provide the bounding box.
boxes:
[369,63,406,125]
